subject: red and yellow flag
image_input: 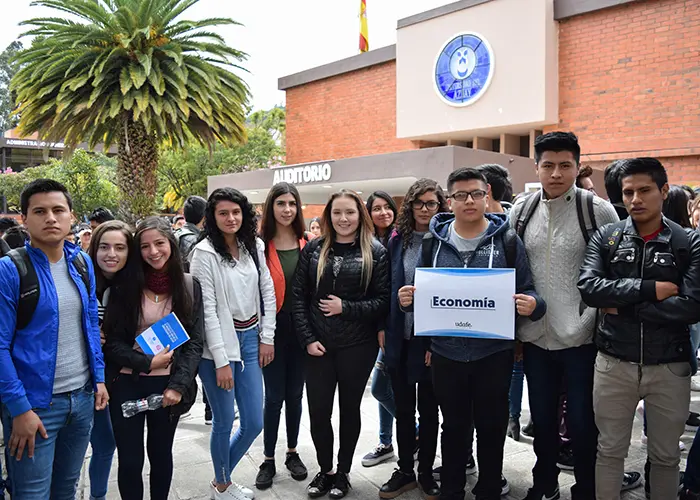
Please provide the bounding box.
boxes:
[359,0,369,52]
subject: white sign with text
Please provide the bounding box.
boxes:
[414,268,516,339]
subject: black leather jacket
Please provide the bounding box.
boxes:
[578,217,700,365]
[104,275,204,418]
[292,237,390,350]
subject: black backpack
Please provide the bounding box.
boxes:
[2,247,91,331]
[420,227,519,269]
[515,189,598,244]
[602,219,691,272]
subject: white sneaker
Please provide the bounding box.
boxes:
[210,482,254,500]
[211,484,249,500]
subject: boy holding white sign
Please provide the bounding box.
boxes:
[398,167,545,500]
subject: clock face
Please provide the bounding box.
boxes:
[435,33,495,107]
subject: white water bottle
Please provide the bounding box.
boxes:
[121,394,164,418]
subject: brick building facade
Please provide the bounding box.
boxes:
[283,0,699,186]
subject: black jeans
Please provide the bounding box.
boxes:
[389,343,439,475]
[305,341,376,474]
[523,343,597,500]
[263,311,306,458]
[109,375,179,500]
[432,349,513,500]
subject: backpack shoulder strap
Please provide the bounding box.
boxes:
[576,189,598,244]
[502,227,518,269]
[667,221,691,272]
[7,248,40,332]
[515,192,541,239]
[604,221,628,263]
[421,233,435,268]
[74,252,91,293]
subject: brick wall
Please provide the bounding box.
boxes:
[285,61,418,165]
[550,0,700,183]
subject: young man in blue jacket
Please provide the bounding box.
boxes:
[399,167,546,500]
[0,179,108,499]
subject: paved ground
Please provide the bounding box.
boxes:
[2,378,699,499]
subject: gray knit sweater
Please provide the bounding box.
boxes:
[509,186,619,350]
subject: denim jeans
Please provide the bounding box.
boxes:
[524,343,597,500]
[89,406,116,500]
[509,359,525,419]
[263,311,305,458]
[371,350,396,446]
[1,382,95,500]
[685,427,700,492]
[691,323,700,375]
[0,401,5,497]
[199,326,264,484]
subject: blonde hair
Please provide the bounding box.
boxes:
[317,190,375,291]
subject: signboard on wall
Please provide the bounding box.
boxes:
[434,32,495,107]
[272,161,334,186]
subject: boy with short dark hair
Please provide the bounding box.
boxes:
[399,167,545,500]
[0,179,108,499]
[579,157,700,500]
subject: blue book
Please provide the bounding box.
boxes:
[135,313,190,355]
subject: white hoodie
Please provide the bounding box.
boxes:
[189,237,276,368]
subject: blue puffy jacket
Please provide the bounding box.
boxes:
[0,241,105,418]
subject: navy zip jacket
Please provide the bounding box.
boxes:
[420,212,546,363]
[384,230,432,383]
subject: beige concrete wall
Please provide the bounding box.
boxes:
[396,0,559,141]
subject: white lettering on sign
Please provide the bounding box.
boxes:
[5,139,66,149]
[272,163,332,186]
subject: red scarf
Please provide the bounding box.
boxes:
[145,268,171,295]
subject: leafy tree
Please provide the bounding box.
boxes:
[0,150,118,216]
[158,124,284,210]
[0,41,23,133]
[248,106,285,145]
[12,0,250,220]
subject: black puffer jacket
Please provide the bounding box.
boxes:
[578,217,700,365]
[292,237,390,350]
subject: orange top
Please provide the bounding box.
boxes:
[266,238,307,313]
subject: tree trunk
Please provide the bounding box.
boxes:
[116,117,159,221]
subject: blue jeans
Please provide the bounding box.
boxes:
[685,427,700,492]
[371,350,396,446]
[89,406,116,500]
[524,343,597,499]
[200,326,264,484]
[1,382,95,500]
[691,323,700,375]
[509,359,525,419]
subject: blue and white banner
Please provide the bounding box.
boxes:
[136,312,190,355]
[414,268,515,339]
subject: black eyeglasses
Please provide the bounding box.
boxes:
[411,200,440,211]
[450,190,487,202]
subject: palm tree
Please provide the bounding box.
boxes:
[12,0,249,218]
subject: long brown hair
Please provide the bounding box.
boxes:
[260,182,305,251]
[88,220,134,297]
[317,189,375,291]
[395,179,448,249]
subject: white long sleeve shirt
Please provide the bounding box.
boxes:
[189,237,276,368]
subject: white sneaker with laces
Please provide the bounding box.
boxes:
[211,484,249,500]
[210,482,254,500]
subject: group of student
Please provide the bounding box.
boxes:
[0,130,699,500]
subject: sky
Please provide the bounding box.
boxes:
[0,0,454,112]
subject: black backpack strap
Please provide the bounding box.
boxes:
[502,227,518,269]
[576,189,598,244]
[604,221,627,263]
[7,248,40,332]
[668,221,691,272]
[74,253,91,293]
[421,233,435,268]
[515,191,541,239]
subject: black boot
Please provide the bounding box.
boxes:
[507,416,521,441]
[379,469,417,499]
